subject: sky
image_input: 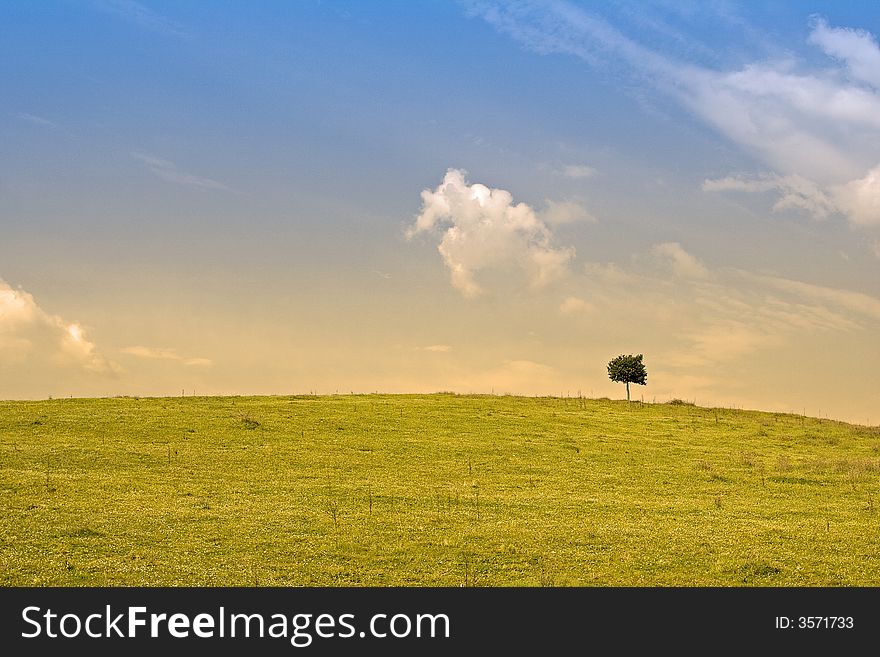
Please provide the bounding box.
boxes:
[1,0,879,424]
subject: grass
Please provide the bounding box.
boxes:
[1,393,878,586]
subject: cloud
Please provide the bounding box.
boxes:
[583,261,639,286]
[559,296,592,315]
[407,168,575,297]
[16,112,57,128]
[572,244,880,373]
[182,357,213,367]
[121,345,213,366]
[703,174,838,219]
[470,3,880,229]
[808,17,880,90]
[739,272,880,322]
[469,0,666,72]
[832,165,880,226]
[132,152,230,191]
[120,345,179,360]
[62,323,112,372]
[93,0,187,38]
[651,242,709,279]
[0,279,119,374]
[539,199,596,225]
[684,61,880,182]
[560,164,597,179]
[704,168,880,226]
[423,344,452,352]
[670,322,780,367]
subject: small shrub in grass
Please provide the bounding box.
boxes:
[241,416,260,430]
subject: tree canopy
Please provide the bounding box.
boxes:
[607,354,647,401]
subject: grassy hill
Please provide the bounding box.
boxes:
[1,394,878,586]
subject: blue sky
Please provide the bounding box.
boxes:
[2,1,879,423]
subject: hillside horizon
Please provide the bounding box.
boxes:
[1,391,874,429]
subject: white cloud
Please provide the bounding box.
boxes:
[808,17,880,90]
[423,344,452,352]
[132,152,229,191]
[651,242,709,279]
[471,3,880,229]
[831,165,880,226]
[0,279,119,374]
[560,164,597,179]
[540,199,596,225]
[683,63,880,181]
[0,285,38,326]
[121,345,212,366]
[407,168,575,297]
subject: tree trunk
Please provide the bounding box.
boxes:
[626,381,630,401]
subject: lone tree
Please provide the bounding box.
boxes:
[607,354,647,401]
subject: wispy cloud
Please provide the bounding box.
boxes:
[737,272,880,322]
[182,357,213,367]
[93,0,187,38]
[704,165,880,227]
[702,174,837,219]
[120,345,179,360]
[470,2,880,228]
[578,242,880,371]
[559,296,593,315]
[651,242,709,279]
[668,322,780,368]
[539,199,596,225]
[121,345,212,366]
[582,261,639,286]
[132,152,230,191]
[407,168,575,297]
[16,112,57,128]
[560,163,597,179]
[423,344,452,352]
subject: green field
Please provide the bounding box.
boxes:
[1,394,878,586]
